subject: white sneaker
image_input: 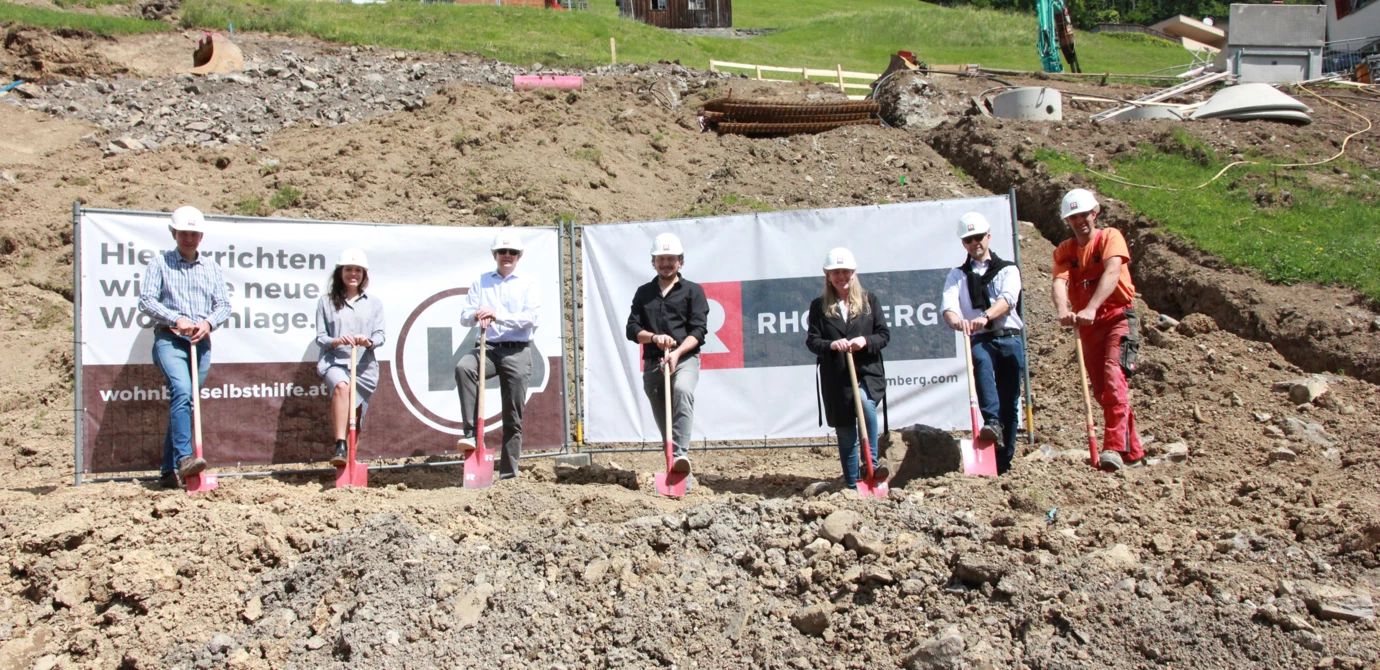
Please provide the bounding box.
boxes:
[671,456,691,474]
[456,438,476,455]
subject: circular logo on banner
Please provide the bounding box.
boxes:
[392,288,548,434]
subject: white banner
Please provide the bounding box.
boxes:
[78,211,566,472]
[580,196,1016,443]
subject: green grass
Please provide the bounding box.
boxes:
[176,0,1189,74]
[1036,140,1380,302]
[269,185,303,210]
[52,0,136,9]
[0,2,169,34]
[678,193,776,218]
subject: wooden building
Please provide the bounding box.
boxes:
[618,0,731,29]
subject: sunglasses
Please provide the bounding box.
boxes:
[495,249,521,256]
[961,235,985,245]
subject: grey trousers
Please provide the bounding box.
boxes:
[455,344,532,478]
[641,354,699,459]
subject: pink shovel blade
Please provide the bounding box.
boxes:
[184,473,218,494]
[855,477,889,498]
[960,438,999,477]
[654,470,688,498]
[335,461,368,488]
[463,445,495,489]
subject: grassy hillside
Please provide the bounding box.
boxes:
[0,2,169,34]
[175,0,1189,74]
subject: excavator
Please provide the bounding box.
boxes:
[1037,0,1081,73]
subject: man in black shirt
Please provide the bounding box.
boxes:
[625,233,710,476]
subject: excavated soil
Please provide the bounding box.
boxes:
[1,27,1379,670]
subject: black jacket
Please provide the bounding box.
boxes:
[805,292,890,428]
[625,275,710,362]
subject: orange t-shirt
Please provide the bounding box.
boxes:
[1052,228,1136,312]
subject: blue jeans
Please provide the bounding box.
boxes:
[152,330,210,476]
[970,333,1026,474]
[835,382,879,487]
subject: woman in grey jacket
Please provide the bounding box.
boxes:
[314,248,386,466]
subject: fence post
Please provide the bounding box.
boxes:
[610,38,617,65]
[837,64,845,91]
[72,200,83,486]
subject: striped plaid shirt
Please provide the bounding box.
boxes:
[138,250,232,329]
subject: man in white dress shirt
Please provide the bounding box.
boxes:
[455,231,540,480]
[940,212,1026,474]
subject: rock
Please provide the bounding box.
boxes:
[955,555,1005,585]
[1257,604,1314,632]
[583,559,611,583]
[226,649,252,667]
[455,584,495,628]
[186,121,212,133]
[1253,412,1272,423]
[385,630,401,646]
[1175,313,1216,337]
[875,70,948,129]
[1264,425,1286,439]
[1156,314,1180,330]
[299,79,320,92]
[53,576,90,607]
[818,510,859,544]
[801,537,832,558]
[1281,418,1335,446]
[905,625,965,670]
[892,424,963,486]
[843,532,885,557]
[1299,583,1375,622]
[305,636,327,650]
[790,603,833,636]
[1093,544,1140,569]
[1164,442,1189,463]
[243,595,263,622]
[33,656,59,670]
[207,633,236,654]
[23,512,94,554]
[802,481,834,497]
[1268,448,1298,464]
[1288,379,1329,405]
[862,565,894,584]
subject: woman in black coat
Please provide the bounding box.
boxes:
[805,247,890,488]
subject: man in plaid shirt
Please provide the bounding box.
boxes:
[138,206,232,489]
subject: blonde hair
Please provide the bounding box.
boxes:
[822,274,870,320]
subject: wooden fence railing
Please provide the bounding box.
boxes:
[708,60,878,100]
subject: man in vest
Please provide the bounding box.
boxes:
[1051,189,1143,471]
[941,212,1026,474]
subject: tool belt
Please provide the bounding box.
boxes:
[480,341,529,350]
[1120,309,1140,377]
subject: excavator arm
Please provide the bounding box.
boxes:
[1037,0,1081,74]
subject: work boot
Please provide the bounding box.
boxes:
[671,456,691,474]
[1098,450,1124,472]
[872,462,890,481]
[177,456,207,478]
[979,423,1001,443]
[158,472,180,490]
[330,440,348,468]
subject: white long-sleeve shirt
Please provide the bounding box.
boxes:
[460,269,540,343]
[940,260,1024,332]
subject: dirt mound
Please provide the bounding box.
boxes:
[927,108,1380,386]
[1,25,131,84]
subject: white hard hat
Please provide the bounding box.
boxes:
[169,206,206,233]
[335,248,369,269]
[651,233,684,256]
[491,231,524,252]
[1061,188,1099,219]
[957,212,991,239]
[822,247,857,271]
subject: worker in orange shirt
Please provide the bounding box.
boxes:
[1051,189,1143,471]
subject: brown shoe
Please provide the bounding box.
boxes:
[177,456,207,478]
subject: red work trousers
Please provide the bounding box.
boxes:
[1079,306,1144,461]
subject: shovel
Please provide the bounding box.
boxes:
[463,328,497,489]
[653,352,688,498]
[845,349,888,499]
[185,342,218,495]
[1075,339,1101,469]
[961,332,999,477]
[335,345,368,488]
